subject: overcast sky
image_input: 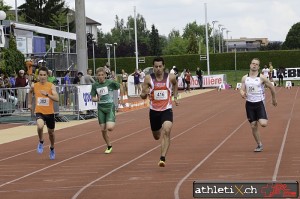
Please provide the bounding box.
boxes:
[6,0,300,41]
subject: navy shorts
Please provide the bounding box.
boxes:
[149,109,173,131]
[36,113,55,129]
[245,101,268,123]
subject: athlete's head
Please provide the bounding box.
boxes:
[152,57,165,76]
[250,58,260,71]
[38,66,49,83]
[96,67,107,83]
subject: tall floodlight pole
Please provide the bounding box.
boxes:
[66,13,72,69]
[204,3,210,75]
[221,27,226,53]
[134,6,139,70]
[226,30,231,52]
[218,24,223,53]
[212,20,218,53]
[105,43,112,67]
[92,40,95,76]
[234,44,237,81]
[15,0,18,22]
[75,0,88,74]
[113,43,117,74]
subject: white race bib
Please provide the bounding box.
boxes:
[97,87,108,96]
[247,84,259,93]
[37,97,50,106]
[154,90,168,100]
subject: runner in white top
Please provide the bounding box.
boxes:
[240,58,277,152]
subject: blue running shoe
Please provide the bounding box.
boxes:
[37,143,44,154]
[49,149,55,160]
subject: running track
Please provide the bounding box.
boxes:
[0,87,299,199]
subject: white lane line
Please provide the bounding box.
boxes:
[173,120,247,199]
[272,87,299,181]
[71,107,233,199]
[0,119,134,162]
[0,126,150,188]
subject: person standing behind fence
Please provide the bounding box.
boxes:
[90,67,123,154]
[131,69,141,95]
[185,69,192,92]
[28,66,59,160]
[15,70,28,111]
[64,70,71,108]
[180,69,186,91]
[277,67,285,87]
[84,69,95,84]
[47,70,58,85]
[196,67,203,89]
[121,69,128,96]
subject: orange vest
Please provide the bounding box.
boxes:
[33,82,54,114]
[149,73,172,111]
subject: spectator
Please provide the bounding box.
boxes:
[170,66,179,81]
[73,72,83,85]
[185,69,193,92]
[121,69,128,96]
[15,70,28,111]
[180,69,186,91]
[196,66,203,89]
[277,67,285,87]
[139,69,145,93]
[131,69,141,95]
[84,69,95,84]
[47,70,58,85]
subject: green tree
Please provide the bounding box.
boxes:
[149,24,161,56]
[18,0,68,29]
[282,22,300,49]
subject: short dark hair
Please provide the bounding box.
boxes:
[38,66,49,74]
[152,57,165,65]
[78,72,83,76]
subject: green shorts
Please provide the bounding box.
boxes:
[97,103,115,124]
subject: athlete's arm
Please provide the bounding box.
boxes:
[140,75,151,99]
[240,75,247,99]
[28,83,34,110]
[261,75,277,107]
[48,84,59,102]
[169,73,179,106]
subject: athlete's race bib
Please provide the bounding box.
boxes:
[247,84,259,93]
[97,87,109,96]
[37,97,50,106]
[154,90,168,100]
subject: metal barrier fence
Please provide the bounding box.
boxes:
[0,84,119,124]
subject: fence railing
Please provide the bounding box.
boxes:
[0,84,120,124]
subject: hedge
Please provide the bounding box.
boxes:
[88,50,300,74]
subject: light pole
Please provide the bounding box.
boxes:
[221,27,226,53]
[234,44,237,81]
[105,43,112,67]
[218,24,223,53]
[212,20,218,53]
[113,42,117,74]
[226,30,231,53]
[15,0,18,22]
[66,13,72,68]
[92,39,96,76]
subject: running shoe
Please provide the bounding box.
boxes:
[49,149,55,160]
[158,160,166,167]
[254,144,263,152]
[37,143,44,154]
[105,146,112,154]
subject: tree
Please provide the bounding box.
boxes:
[149,24,161,56]
[259,41,282,51]
[18,0,68,30]
[282,22,300,49]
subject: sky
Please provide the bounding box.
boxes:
[5,0,300,41]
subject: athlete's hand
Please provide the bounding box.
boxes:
[272,98,277,107]
[240,90,247,99]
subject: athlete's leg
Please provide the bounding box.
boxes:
[250,121,262,145]
[47,128,55,148]
[36,118,45,142]
[160,121,173,157]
